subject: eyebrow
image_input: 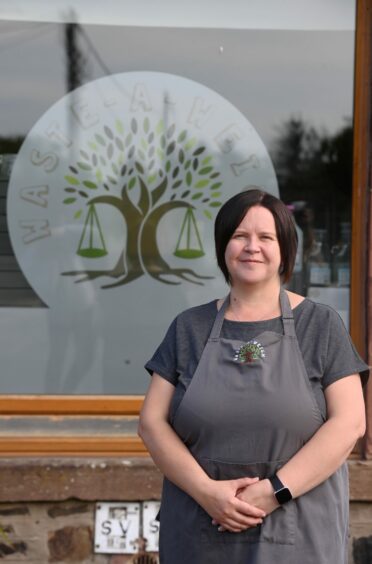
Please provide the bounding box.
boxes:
[233,229,277,237]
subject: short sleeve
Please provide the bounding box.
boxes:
[144,317,179,386]
[322,308,369,389]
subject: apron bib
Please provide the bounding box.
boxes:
[159,289,349,564]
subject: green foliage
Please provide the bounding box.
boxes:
[63,115,223,220]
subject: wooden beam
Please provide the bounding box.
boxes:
[0,395,144,415]
[0,436,148,456]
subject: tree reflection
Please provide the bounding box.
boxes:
[271,116,353,295]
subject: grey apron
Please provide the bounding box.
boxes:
[159,289,349,564]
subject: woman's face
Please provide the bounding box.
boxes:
[224,205,282,287]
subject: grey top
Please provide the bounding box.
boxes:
[145,297,369,419]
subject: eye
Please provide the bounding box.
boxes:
[232,233,245,239]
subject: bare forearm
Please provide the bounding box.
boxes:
[278,417,362,498]
[138,418,210,503]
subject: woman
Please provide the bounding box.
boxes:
[139,189,368,564]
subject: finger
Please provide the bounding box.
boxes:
[221,512,264,530]
[219,517,262,533]
[234,477,260,489]
[234,498,266,518]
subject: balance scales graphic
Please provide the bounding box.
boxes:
[77,204,204,260]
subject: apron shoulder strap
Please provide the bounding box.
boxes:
[280,288,296,337]
[209,295,229,341]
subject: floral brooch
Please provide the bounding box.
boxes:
[234,341,266,364]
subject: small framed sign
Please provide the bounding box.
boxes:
[95,502,141,554]
[142,501,160,552]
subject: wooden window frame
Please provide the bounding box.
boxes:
[351,0,372,458]
[1,0,371,457]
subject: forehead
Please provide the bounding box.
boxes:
[236,205,276,231]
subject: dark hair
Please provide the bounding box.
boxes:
[214,188,298,284]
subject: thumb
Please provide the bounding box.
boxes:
[234,476,260,489]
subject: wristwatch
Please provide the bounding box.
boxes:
[269,474,292,505]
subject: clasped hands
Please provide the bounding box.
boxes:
[198,476,279,533]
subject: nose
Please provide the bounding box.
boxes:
[243,236,260,253]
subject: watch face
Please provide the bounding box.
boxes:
[276,487,292,504]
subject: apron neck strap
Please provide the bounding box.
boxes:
[209,287,295,340]
[209,295,230,341]
[279,287,295,336]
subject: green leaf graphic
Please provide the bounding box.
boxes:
[107,143,114,159]
[115,137,124,151]
[147,174,157,184]
[156,120,164,134]
[184,138,197,151]
[63,197,76,204]
[77,162,92,171]
[131,118,138,134]
[204,210,213,220]
[104,125,114,139]
[195,179,209,188]
[135,162,144,174]
[115,119,124,134]
[167,124,175,139]
[64,175,80,185]
[83,181,97,189]
[95,133,106,146]
[177,130,187,143]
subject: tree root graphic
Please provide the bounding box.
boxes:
[149,268,213,286]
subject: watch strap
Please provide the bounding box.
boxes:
[269,474,285,492]
[269,474,292,504]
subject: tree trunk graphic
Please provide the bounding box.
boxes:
[62,189,144,286]
[140,201,212,285]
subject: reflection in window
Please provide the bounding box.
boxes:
[273,117,352,324]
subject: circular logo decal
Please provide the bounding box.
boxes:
[8,72,278,308]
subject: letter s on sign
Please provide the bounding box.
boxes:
[101,520,112,536]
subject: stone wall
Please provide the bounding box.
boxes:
[0,458,371,563]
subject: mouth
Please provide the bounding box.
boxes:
[240,259,263,264]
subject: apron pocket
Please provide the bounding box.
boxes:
[198,458,295,546]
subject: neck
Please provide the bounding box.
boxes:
[227,281,282,321]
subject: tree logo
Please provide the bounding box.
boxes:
[7,72,278,308]
[61,115,223,288]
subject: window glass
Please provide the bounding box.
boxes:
[0,6,356,393]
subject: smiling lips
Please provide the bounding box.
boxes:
[240,258,264,263]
